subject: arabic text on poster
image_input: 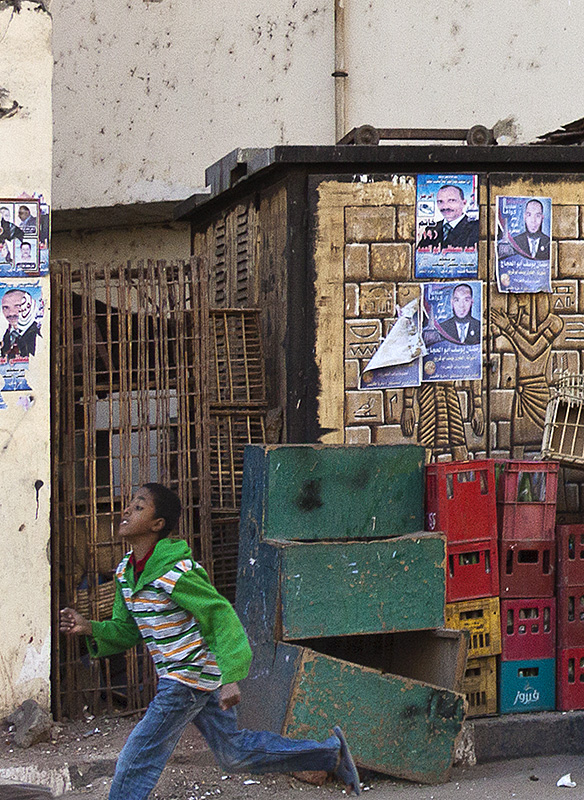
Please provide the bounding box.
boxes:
[0,283,45,393]
[422,281,482,381]
[415,174,479,279]
[0,197,50,278]
[361,298,425,389]
[496,195,552,293]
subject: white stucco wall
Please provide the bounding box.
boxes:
[344,0,584,145]
[52,0,335,210]
[52,1,584,212]
[0,1,52,716]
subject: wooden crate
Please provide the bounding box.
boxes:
[240,641,466,784]
[237,533,446,642]
[240,443,425,542]
[542,385,584,467]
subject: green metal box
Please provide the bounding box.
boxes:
[240,641,466,784]
[240,443,425,542]
[237,533,446,642]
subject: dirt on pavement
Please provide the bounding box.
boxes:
[0,712,394,799]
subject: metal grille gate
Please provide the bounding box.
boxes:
[51,258,266,719]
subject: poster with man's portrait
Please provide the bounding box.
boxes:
[15,202,38,234]
[0,197,47,277]
[421,281,482,382]
[0,283,44,391]
[0,240,13,268]
[496,196,552,293]
[15,239,38,272]
[415,174,479,279]
[360,298,424,389]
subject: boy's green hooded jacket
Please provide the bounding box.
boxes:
[89,538,252,688]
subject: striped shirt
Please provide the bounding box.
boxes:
[116,554,222,690]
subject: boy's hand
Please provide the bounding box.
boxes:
[219,682,241,711]
[60,607,92,636]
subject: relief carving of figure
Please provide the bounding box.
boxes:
[491,293,563,448]
[400,381,484,462]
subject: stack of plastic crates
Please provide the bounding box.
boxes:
[556,524,584,710]
[497,461,559,714]
[426,460,500,717]
[542,372,584,466]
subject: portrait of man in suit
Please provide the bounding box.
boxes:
[1,288,41,359]
[417,184,479,251]
[511,199,550,260]
[439,283,481,345]
[17,205,36,233]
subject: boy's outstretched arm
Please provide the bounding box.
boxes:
[60,607,92,636]
[60,594,141,657]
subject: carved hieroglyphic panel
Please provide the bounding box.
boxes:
[312,175,487,460]
[314,171,584,498]
[489,176,584,465]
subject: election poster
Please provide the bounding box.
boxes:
[361,298,425,389]
[0,283,45,391]
[421,281,482,382]
[496,195,552,293]
[415,174,479,279]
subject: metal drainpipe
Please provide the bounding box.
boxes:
[333,0,348,143]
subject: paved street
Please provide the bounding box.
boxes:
[61,754,584,799]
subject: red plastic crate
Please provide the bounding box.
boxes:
[557,524,584,587]
[499,540,556,598]
[446,538,499,603]
[425,460,497,544]
[557,647,584,711]
[500,598,556,661]
[497,460,559,541]
[557,586,584,647]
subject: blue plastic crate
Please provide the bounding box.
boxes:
[499,658,555,714]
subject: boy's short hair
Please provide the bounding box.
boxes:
[143,483,182,538]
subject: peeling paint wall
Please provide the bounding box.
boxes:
[52,0,335,209]
[0,0,52,716]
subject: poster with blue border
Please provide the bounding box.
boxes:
[0,283,45,395]
[422,281,482,381]
[0,197,50,277]
[496,195,552,293]
[415,174,479,279]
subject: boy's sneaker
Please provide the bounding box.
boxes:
[332,725,361,796]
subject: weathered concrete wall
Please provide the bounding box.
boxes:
[343,0,583,144]
[52,0,335,209]
[0,0,52,715]
[52,1,584,211]
[51,221,190,265]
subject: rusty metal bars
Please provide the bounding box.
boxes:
[52,256,269,715]
[52,259,201,718]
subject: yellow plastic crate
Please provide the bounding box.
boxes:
[445,597,501,658]
[462,656,497,717]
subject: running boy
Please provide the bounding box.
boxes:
[60,483,361,799]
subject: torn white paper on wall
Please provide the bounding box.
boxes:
[364,299,426,373]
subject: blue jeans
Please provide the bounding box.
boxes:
[109,678,341,800]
